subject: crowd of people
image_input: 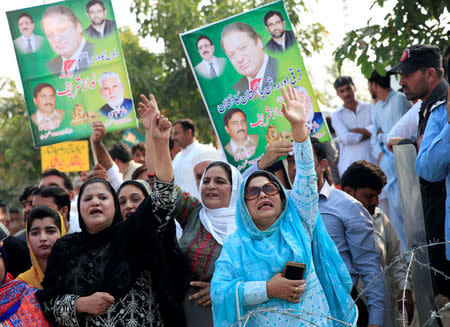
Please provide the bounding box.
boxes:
[0,43,449,327]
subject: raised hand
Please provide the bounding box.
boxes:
[90,121,106,144]
[280,85,306,126]
[151,114,172,143]
[138,94,160,130]
[258,141,293,169]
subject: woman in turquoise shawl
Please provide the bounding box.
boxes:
[211,86,358,327]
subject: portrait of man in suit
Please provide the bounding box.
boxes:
[263,10,296,53]
[98,72,133,119]
[30,83,65,132]
[221,22,278,95]
[223,108,259,160]
[41,6,94,77]
[194,35,226,79]
[84,0,116,39]
[13,13,44,54]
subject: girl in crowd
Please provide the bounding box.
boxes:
[211,86,358,326]
[36,114,190,327]
[17,206,66,289]
[1,246,50,326]
[118,179,151,220]
[138,94,242,327]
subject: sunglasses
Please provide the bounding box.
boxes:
[244,182,280,200]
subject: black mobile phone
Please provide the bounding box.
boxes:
[283,261,305,280]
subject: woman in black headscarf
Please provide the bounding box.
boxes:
[36,116,190,327]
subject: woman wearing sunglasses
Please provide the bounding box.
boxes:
[211,86,358,327]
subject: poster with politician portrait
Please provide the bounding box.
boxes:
[7,0,137,147]
[180,0,330,172]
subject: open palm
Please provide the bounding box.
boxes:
[280,85,306,125]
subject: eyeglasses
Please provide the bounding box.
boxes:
[244,182,280,200]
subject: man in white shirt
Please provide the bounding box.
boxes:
[221,22,278,95]
[194,35,226,79]
[223,108,259,161]
[13,13,44,54]
[31,83,65,132]
[331,76,376,177]
[41,5,94,77]
[171,119,218,198]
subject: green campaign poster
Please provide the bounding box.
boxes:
[180,0,330,172]
[7,0,138,148]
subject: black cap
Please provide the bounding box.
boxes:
[387,44,441,75]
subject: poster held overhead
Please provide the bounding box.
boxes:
[7,0,138,148]
[180,0,330,172]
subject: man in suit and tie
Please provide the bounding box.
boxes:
[41,6,94,77]
[30,83,65,132]
[264,10,296,53]
[13,13,44,54]
[84,0,116,39]
[223,108,259,161]
[221,22,278,95]
[98,72,133,119]
[194,35,226,79]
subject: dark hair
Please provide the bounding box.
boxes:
[221,22,261,50]
[20,185,38,202]
[341,160,387,191]
[33,83,55,99]
[310,137,327,162]
[33,186,71,211]
[27,206,62,234]
[0,200,8,217]
[169,137,174,150]
[40,169,74,192]
[77,179,122,233]
[41,6,81,31]
[131,142,145,156]
[325,116,335,135]
[196,35,213,48]
[173,119,196,137]
[131,165,147,180]
[223,108,246,127]
[86,0,106,12]
[420,66,444,79]
[333,76,354,90]
[118,180,151,198]
[17,13,33,23]
[205,161,232,184]
[9,209,19,215]
[263,10,284,25]
[368,70,390,89]
[109,143,132,163]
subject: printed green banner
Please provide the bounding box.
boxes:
[180,0,330,172]
[7,0,138,148]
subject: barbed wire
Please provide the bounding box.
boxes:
[228,240,450,327]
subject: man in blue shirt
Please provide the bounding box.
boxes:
[368,70,411,253]
[415,87,450,261]
[311,138,385,327]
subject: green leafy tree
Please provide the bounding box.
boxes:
[131,0,326,143]
[335,0,449,77]
[0,78,41,209]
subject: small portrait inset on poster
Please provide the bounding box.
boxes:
[13,13,44,54]
[224,108,259,161]
[98,72,132,119]
[194,35,226,79]
[42,5,94,77]
[31,83,65,131]
[221,22,278,95]
[84,0,116,39]
[263,10,296,53]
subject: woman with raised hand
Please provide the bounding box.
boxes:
[16,206,66,289]
[36,113,190,327]
[138,94,242,327]
[210,86,358,327]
